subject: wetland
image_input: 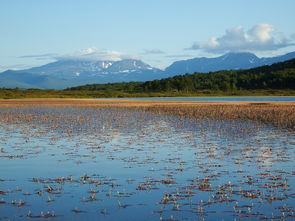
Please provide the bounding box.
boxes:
[0,99,294,220]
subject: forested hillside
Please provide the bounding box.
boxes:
[68,58,295,92]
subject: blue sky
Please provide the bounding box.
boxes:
[1,0,295,71]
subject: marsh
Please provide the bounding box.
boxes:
[0,100,294,220]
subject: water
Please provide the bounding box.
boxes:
[98,96,295,102]
[0,107,294,220]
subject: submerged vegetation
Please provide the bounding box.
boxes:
[0,101,294,220]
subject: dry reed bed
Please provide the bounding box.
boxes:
[142,104,295,130]
[0,99,295,129]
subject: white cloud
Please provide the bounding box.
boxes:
[0,64,32,72]
[190,24,294,53]
[166,54,193,58]
[56,47,138,61]
[18,53,58,59]
[142,49,165,54]
[291,33,295,40]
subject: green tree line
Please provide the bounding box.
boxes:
[68,58,295,92]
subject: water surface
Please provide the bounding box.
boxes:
[0,107,294,220]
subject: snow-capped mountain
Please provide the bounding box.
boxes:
[0,59,164,89]
[1,51,295,89]
[105,59,153,73]
[24,59,157,79]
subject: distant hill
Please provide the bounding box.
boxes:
[165,51,295,76]
[67,58,295,92]
[1,51,295,89]
[0,70,71,89]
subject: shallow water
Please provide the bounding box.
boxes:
[0,107,294,220]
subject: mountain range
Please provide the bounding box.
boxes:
[1,51,295,89]
[165,51,295,76]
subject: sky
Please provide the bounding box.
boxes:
[1,0,295,71]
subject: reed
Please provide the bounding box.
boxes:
[0,99,294,129]
[142,104,295,129]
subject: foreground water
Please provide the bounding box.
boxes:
[0,107,294,220]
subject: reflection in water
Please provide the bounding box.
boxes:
[0,107,294,220]
[257,146,273,167]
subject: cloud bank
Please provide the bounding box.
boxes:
[142,49,165,55]
[56,47,138,61]
[18,53,58,59]
[189,24,294,54]
[0,64,33,72]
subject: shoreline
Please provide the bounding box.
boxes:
[0,98,295,107]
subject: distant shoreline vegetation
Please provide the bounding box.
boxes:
[1,58,295,99]
[1,89,295,99]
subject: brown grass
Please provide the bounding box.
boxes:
[0,98,294,129]
[144,103,295,129]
